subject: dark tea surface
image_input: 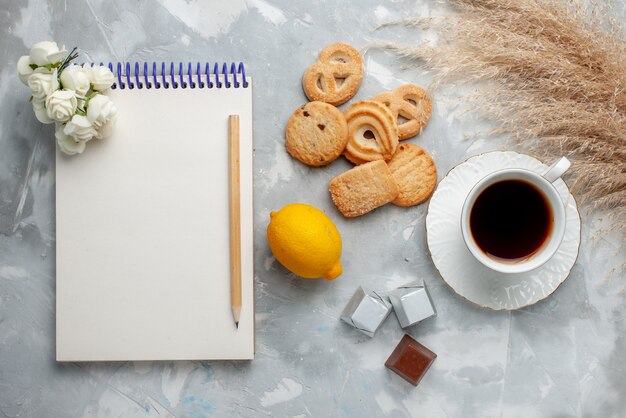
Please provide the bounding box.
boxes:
[469,179,552,261]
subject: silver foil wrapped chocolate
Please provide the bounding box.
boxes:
[341,286,392,337]
[388,280,436,328]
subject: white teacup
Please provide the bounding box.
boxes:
[461,157,571,274]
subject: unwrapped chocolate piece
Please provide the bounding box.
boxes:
[340,286,392,337]
[388,280,436,328]
[385,334,436,386]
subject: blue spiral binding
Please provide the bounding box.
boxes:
[230,63,238,87]
[134,62,141,89]
[221,63,230,88]
[117,62,124,89]
[86,61,248,90]
[195,63,203,88]
[125,62,134,89]
[188,62,195,88]
[178,62,186,88]
[168,62,176,88]
[205,63,212,88]
[213,63,221,88]
[152,62,159,88]
[159,62,166,88]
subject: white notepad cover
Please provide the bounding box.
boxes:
[56,76,254,361]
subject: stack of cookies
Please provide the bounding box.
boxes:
[285,42,437,217]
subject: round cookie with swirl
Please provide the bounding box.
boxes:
[372,84,432,140]
[302,43,363,106]
[343,100,399,165]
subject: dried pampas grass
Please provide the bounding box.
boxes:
[377,0,626,227]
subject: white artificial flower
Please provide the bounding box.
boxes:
[32,98,54,124]
[60,65,91,97]
[87,94,118,139]
[45,89,77,122]
[17,55,34,85]
[29,41,66,66]
[47,48,68,64]
[63,114,97,142]
[96,112,117,139]
[89,66,115,91]
[87,94,117,128]
[56,123,85,155]
[28,68,58,99]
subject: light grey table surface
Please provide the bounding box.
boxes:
[1,1,624,417]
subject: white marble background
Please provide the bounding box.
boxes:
[0,1,624,417]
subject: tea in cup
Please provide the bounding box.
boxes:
[460,157,571,274]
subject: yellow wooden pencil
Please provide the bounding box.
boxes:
[228,115,242,328]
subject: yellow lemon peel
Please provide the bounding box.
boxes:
[267,203,343,280]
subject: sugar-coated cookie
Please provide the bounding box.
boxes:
[286,102,348,167]
[387,144,437,206]
[329,160,399,217]
[373,84,432,140]
[343,100,399,165]
[302,43,363,106]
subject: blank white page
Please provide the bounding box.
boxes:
[56,75,254,361]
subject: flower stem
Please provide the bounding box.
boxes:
[58,47,79,72]
[56,47,79,84]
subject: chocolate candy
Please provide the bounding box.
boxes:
[340,286,392,337]
[388,280,436,328]
[385,334,436,386]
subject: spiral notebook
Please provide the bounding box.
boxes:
[55,62,254,361]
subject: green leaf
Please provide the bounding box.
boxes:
[29,64,38,70]
[28,96,33,103]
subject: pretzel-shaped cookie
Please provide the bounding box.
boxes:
[343,100,399,165]
[302,43,363,106]
[372,84,432,140]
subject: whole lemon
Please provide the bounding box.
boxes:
[267,203,342,280]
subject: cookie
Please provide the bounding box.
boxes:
[302,43,363,106]
[329,160,399,217]
[286,102,349,167]
[372,84,432,140]
[343,100,399,165]
[387,144,437,206]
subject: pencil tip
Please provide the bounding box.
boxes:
[235,322,239,329]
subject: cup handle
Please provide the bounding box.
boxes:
[542,157,571,183]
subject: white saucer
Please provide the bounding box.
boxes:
[425,151,581,310]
